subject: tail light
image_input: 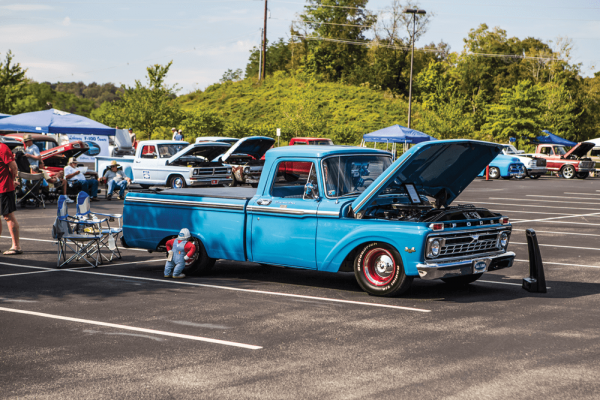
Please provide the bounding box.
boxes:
[429,223,444,231]
[501,217,509,225]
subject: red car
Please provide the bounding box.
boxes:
[289,137,334,146]
[3,133,59,152]
[41,141,98,179]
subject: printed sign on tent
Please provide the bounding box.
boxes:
[66,134,110,162]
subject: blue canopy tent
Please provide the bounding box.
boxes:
[0,113,11,120]
[535,130,577,147]
[0,109,115,136]
[361,125,437,159]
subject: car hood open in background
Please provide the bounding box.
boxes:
[168,142,232,164]
[221,136,275,162]
[564,142,595,159]
[351,140,503,214]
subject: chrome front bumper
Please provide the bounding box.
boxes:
[416,251,516,280]
[527,167,547,174]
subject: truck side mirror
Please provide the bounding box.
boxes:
[304,182,319,200]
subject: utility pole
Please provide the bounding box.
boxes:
[404,8,426,129]
[261,0,268,81]
[258,28,263,81]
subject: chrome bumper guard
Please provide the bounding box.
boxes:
[416,251,515,280]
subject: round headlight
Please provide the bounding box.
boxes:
[244,167,249,173]
[431,239,440,257]
[500,232,509,248]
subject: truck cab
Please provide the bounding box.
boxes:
[289,137,334,146]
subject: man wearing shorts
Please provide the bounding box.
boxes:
[0,142,21,255]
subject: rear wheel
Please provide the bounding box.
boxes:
[576,171,589,179]
[488,167,501,179]
[354,242,413,296]
[529,174,541,179]
[168,175,186,189]
[441,273,483,286]
[183,237,216,276]
[561,165,575,179]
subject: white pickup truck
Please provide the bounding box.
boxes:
[501,144,547,179]
[95,140,233,189]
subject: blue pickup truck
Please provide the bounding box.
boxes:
[122,140,516,296]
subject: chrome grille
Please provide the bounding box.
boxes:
[508,164,522,174]
[194,167,230,176]
[535,158,546,167]
[428,229,510,259]
[579,161,594,169]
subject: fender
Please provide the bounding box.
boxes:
[318,224,429,276]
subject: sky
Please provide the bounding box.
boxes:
[1,0,599,94]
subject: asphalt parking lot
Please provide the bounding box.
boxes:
[2,176,600,399]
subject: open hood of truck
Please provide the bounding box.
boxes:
[41,141,89,161]
[351,140,503,215]
[221,136,275,162]
[168,142,231,164]
[564,141,595,159]
[114,129,133,149]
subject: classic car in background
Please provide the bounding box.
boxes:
[478,154,526,179]
[501,144,547,179]
[217,136,275,187]
[533,142,595,179]
[123,140,516,297]
[195,136,239,145]
[42,141,99,180]
[3,133,59,152]
[289,137,334,146]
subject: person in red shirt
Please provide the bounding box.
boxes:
[0,142,21,255]
[164,228,196,279]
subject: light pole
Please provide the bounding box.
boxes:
[404,8,426,129]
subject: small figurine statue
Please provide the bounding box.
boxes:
[164,228,196,279]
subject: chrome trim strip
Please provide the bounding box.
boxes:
[416,252,515,280]
[423,250,508,264]
[317,210,340,217]
[126,197,244,210]
[247,205,317,216]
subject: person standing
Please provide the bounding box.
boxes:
[128,128,137,149]
[64,157,99,201]
[0,142,21,255]
[171,127,178,140]
[174,129,184,141]
[23,134,42,173]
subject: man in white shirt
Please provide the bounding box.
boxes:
[64,157,99,201]
[171,128,178,140]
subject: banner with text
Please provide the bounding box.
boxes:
[66,134,110,162]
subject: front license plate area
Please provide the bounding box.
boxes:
[473,259,488,274]
[211,180,218,185]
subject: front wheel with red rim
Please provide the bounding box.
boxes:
[354,242,413,296]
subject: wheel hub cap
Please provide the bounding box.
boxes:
[363,249,396,286]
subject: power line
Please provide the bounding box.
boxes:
[291,35,558,61]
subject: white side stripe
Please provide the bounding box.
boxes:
[0,307,262,350]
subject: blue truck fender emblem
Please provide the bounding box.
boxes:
[405,247,415,253]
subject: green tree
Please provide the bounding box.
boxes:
[92,62,182,140]
[299,0,375,82]
[481,80,544,147]
[220,68,243,83]
[0,50,27,114]
[245,38,292,79]
[180,108,225,136]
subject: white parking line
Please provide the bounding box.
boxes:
[478,280,521,286]
[564,193,600,196]
[465,201,600,211]
[0,236,148,252]
[510,212,600,224]
[0,270,57,278]
[512,229,600,237]
[64,269,431,313]
[511,242,600,252]
[0,306,262,350]
[490,209,574,216]
[514,259,600,269]
[527,195,600,201]
[491,197,600,205]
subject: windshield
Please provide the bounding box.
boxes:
[502,145,517,155]
[310,140,333,145]
[554,146,568,156]
[158,144,187,158]
[322,155,392,198]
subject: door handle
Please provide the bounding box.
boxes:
[257,199,271,205]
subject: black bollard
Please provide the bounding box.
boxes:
[522,229,547,293]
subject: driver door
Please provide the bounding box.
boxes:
[250,160,320,269]
[133,144,159,182]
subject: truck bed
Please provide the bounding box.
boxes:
[145,187,257,200]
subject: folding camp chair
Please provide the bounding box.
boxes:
[16,171,45,209]
[52,195,103,268]
[75,191,123,262]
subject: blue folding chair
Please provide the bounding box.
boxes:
[52,195,103,268]
[75,191,123,262]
